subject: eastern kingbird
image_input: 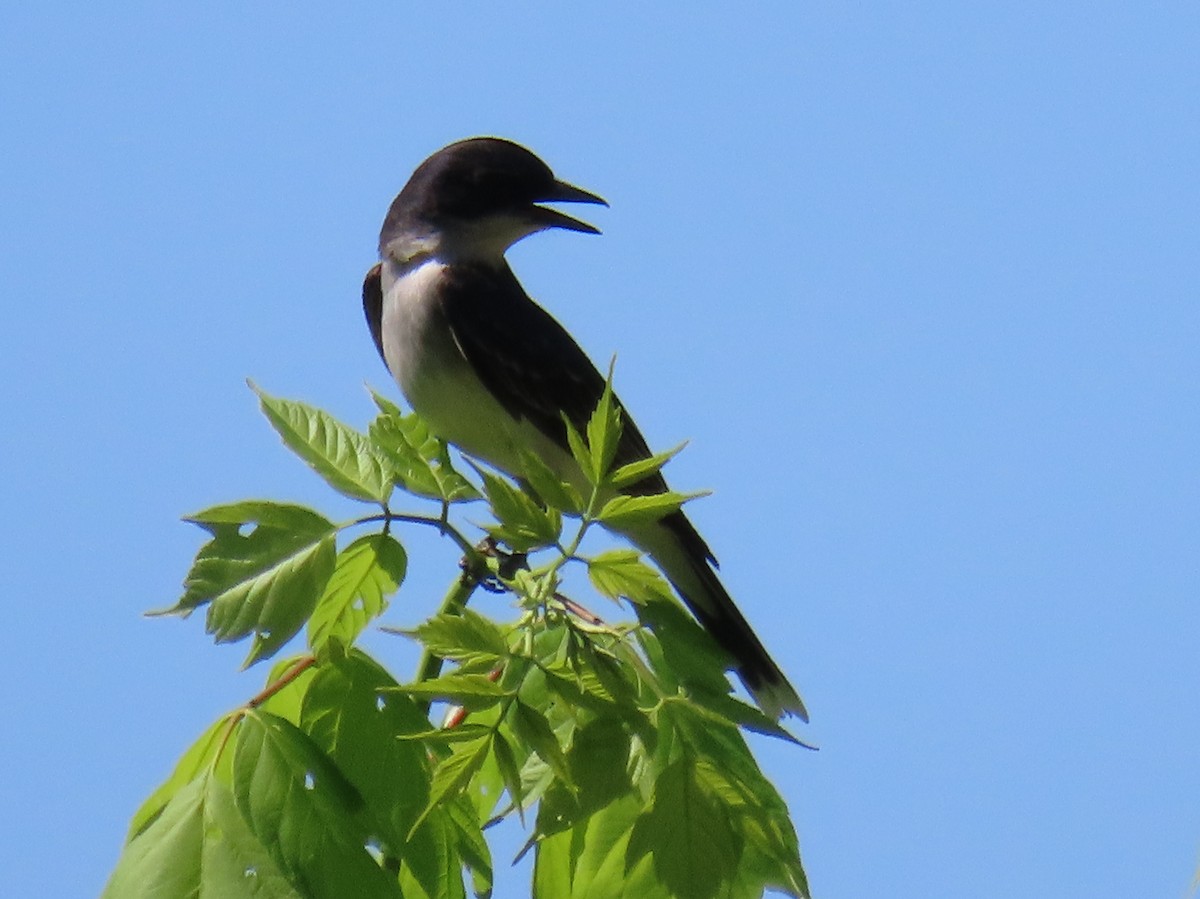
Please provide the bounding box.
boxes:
[363,137,806,720]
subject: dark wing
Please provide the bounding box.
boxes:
[362,263,387,368]
[438,262,662,489]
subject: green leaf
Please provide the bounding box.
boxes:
[637,596,732,695]
[516,444,584,514]
[255,656,318,724]
[586,373,623,484]
[490,729,526,818]
[396,723,494,745]
[408,608,510,664]
[472,464,562,552]
[608,441,687,491]
[154,501,338,667]
[511,701,573,788]
[104,773,305,899]
[125,715,232,841]
[666,702,809,897]
[587,549,675,606]
[533,792,662,899]
[252,382,393,503]
[445,796,494,899]
[562,416,595,486]
[684,686,808,746]
[396,813,468,899]
[627,757,742,899]
[308,533,407,655]
[299,654,434,867]
[232,711,401,897]
[410,736,491,838]
[389,673,509,710]
[368,391,479,502]
[596,491,708,529]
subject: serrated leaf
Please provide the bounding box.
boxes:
[409,736,491,838]
[104,772,305,899]
[608,441,687,491]
[389,673,509,710]
[409,608,510,664]
[232,711,400,897]
[446,795,494,899]
[396,723,494,745]
[516,444,584,514]
[684,687,808,746]
[472,463,562,552]
[299,654,433,864]
[125,715,232,841]
[252,382,393,503]
[491,730,525,819]
[512,701,573,787]
[368,391,479,502]
[533,792,661,899]
[665,701,809,896]
[308,533,407,655]
[627,757,741,899]
[586,374,623,484]
[587,549,675,606]
[154,501,338,666]
[596,491,708,529]
[562,416,595,486]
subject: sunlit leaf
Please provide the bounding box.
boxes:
[516,445,584,514]
[368,390,479,502]
[472,464,562,552]
[408,608,509,664]
[308,533,407,655]
[153,502,337,666]
[587,549,674,606]
[253,382,393,503]
[596,491,708,529]
[389,673,509,710]
[607,442,686,491]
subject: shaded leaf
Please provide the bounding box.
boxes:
[232,712,400,897]
[516,444,584,514]
[410,736,491,838]
[627,757,741,899]
[511,701,572,787]
[104,773,305,899]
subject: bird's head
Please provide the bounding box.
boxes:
[380,137,607,263]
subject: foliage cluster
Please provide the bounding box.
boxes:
[103,382,809,899]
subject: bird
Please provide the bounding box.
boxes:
[362,137,806,720]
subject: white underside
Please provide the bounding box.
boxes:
[379,259,584,490]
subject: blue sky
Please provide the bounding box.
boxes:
[2,3,1197,897]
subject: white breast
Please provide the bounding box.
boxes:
[378,259,579,484]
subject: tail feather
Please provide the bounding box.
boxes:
[625,511,808,721]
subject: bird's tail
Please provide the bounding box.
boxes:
[623,511,808,721]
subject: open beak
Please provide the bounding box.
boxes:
[532,178,609,234]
